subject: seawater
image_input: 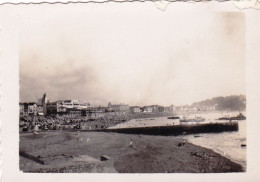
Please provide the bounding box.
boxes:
[109,112,246,169]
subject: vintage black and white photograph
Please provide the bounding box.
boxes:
[16,3,248,173]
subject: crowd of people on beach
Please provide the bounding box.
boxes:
[19,111,176,133]
[19,113,129,132]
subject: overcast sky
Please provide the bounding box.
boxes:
[19,3,245,106]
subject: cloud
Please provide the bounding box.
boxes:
[19,6,245,106]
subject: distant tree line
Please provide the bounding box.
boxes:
[191,95,246,111]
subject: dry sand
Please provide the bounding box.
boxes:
[19,131,243,173]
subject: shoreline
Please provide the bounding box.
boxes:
[184,137,247,171]
[20,131,244,173]
[108,114,246,170]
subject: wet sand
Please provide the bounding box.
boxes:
[20,131,243,173]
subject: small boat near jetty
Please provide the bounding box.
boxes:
[218,113,246,121]
[167,116,180,120]
[180,116,205,123]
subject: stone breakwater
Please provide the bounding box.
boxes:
[98,122,238,136]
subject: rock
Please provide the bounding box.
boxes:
[100,155,111,161]
[194,135,203,138]
[178,141,185,147]
[19,150,45,165]
[191,152,197,156]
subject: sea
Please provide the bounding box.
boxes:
[109,111,247,170]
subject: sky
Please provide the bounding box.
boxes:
[19,3,246,106]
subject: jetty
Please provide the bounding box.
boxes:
[22,122,239,137]
[97,122,239,136]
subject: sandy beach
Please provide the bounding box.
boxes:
[20,131,243,173]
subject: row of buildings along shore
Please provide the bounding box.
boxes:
[19,93,217,116]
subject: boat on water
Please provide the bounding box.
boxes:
[180,116,205,123]
[218,112,246,121]
[167,116,180,120]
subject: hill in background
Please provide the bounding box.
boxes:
[191,95,246,111]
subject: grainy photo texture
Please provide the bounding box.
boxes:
[18,4,246,173]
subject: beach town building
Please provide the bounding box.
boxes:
[150,105,159,112]
[37,105,44,115]
[81,106,106,116]
[19,103,25,116]
[166,105,175,112]
[190,106,199,111]
[108,102,129,112]
[158,106,165,112]
[59,100,80,109]
[46,100,91,115]
[156,105,175,112]
[197,105,217,111]
[143,105,159,113]
[19,102,37,116]
[38,93,48,115]
[143,106,153,112]
[129,106,141,113]
[27,93,92,116]
[174,104,217,112]
[78,103,90,110]
[27,103,37,115]
[46,101,58,114]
